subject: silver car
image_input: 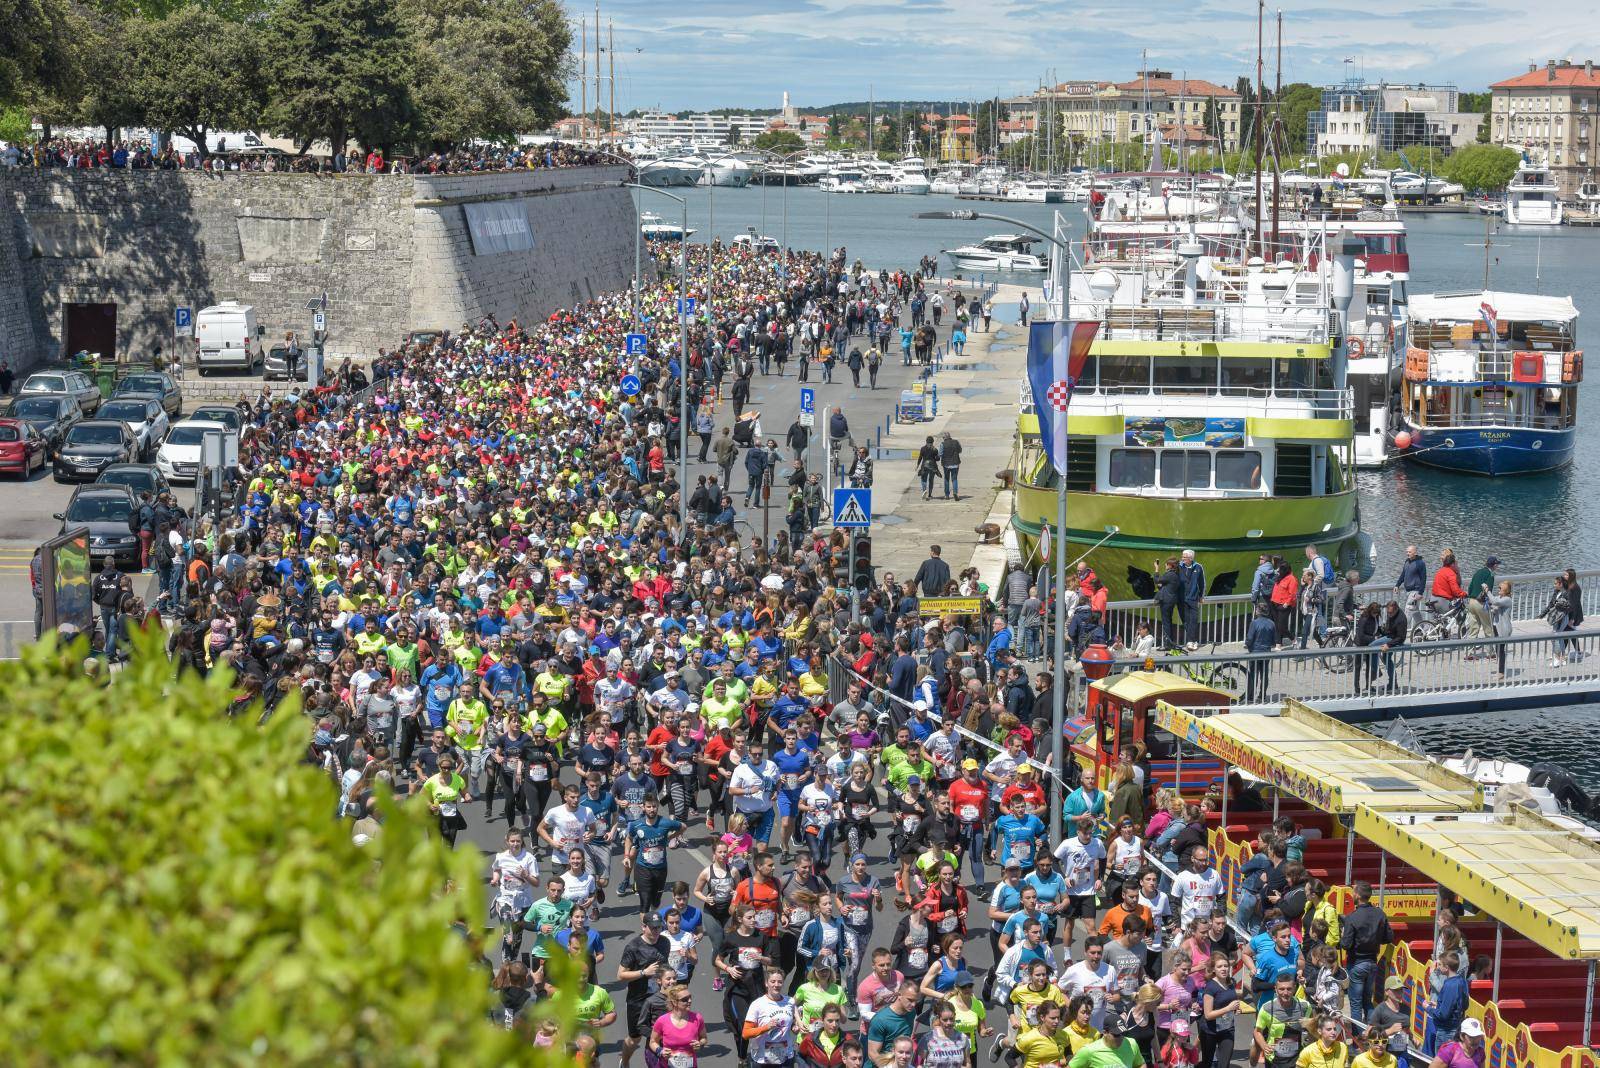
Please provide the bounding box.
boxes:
[20,369,101,415]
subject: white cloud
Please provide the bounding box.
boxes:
[586,0,1600,109]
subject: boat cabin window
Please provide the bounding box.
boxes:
[1153,356,1218,390]
[1159,449,1211,490]
[1108,448,1157,488]
[1097,354,1150,390]
[1214,450,1264,489]
[1220,358,1271,391]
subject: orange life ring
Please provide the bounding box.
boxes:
[1348,337,1366,357]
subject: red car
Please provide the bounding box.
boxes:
[0,417,47,477]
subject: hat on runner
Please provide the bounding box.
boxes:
[1003,857,1023,870]
[961,758,980,770]
[1016,764,1035,776]
[906,775,922,786]
[642,914,664,930]
[1384,976,1406,991]
[953,970,976,988]
[1102,1014,1126,1035]
[1460,1019,1484,1038]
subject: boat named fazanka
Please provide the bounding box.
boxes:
[1012,238,1362,602]
[1401,290,1581,475]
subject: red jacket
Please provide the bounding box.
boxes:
[1432,563,1465,600]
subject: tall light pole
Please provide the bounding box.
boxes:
[583,146,647,328]
[628,183,692,533]
[917,206,1073,841]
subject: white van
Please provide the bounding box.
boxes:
[194,302,263,376]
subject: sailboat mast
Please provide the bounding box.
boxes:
[579,16,586,135]
[608,20,615,141]
[594,0,601,139]
[1271,9,1282,258]
[1253,0,1264,257]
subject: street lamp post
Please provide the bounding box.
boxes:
[916,206,1073,841]
[580,146,647,328]
[627,183,692,533]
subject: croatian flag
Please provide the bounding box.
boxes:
[1480,301,1499,337]
[1026,319,1102,477]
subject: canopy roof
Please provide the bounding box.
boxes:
[1151,698,1482,814]
[1355,806,1600,960]
[1410,290,1578,326]
[1094,669,1230,707]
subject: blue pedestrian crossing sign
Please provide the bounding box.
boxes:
[832,488,872,529]
[677,298,697,316]
[625,332,647,356]
[800,387,815,414]
[620,374,641,397]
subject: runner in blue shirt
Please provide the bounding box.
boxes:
[994,794,1048,872]
[771,729,815,859]
[1023,853,1069,944]
[624,794,684,916]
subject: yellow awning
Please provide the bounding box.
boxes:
[1019,413,1125,437]
[1354,806,1600,960]
[1090,340,1334,359]
[1151,698,1482,814]
[1247,417,1354,441]
[1094,669,1231,706]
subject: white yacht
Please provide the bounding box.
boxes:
[819,166,867,193]
[1503,158,1564,225]
[894,154,931,195]
[636,155,700,188]
[974,164,1009,196]
[693,155,754,188]
[943,234,1050,272]
[1004,178,1065,203]
[731,227,779,252]
[929,164,972,195]
[638,211,695,241]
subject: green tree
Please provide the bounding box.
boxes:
[1444,143,1520,192]
[400,0,569,148]
[0,0,83,107]
[827,110,842,140]
[0,103,30,142]
[754,129,804,154]
[262,0,417,153]
[117,8,266,157]
[0,632,578,1063]
[1277,83,1322,154]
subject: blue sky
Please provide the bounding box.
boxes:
[574,0,1594,110]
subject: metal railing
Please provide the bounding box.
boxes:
[1096,568,1598,650]
[1018,382,1353,420]
[1117,626,1600,711]
[1080,301,1335,346]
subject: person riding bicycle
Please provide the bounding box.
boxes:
[1332,570,1361,631]
[1429,549,1466,619]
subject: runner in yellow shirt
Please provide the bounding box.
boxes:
[1295,1017,1349,1068]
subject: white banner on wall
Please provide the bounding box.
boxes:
[463,200,534,255]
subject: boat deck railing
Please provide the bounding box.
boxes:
[1092,567,1599,650]
[1409,409,1576,431]
[1019,382,1353,421]
[1082,301,1335,346]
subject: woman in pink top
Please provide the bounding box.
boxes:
[651,985,707,1066]
[1155,954,1197,1036]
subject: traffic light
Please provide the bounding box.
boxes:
[852,534,873,592]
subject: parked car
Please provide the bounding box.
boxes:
[194,301,263,375]
[54,484,140,570]
[96,462,175,502]
[97,396,170,459]
[19,368,101,415]
[53,420,136,482]
[187,405,245,434]
[406,329,446,348]
[263,341,320,382]
[7,393,81,453]
[111,371,183,417]
[0,417,48,477]
[155,419,229,484]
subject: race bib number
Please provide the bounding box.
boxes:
[738,947,762,969]
[1275,1039,1300,1060]
[676,760,694,775]
[787,907,811,927]
[783,774,800,790]
[531,765,549,781]
[439,802,458,817]
[907,947,929,971]
[1010,841,1031,862]
[641,845,665,866]
[901,815,919,834]
[937,914,959,934]
[753,908,776,930]
[432,685,451,703]
[851,803,871,820]
[811,809,833,827]
[848,905,869,925]
[669,1053,695,1068]
[959,804,981,823]
[626,803,644,820]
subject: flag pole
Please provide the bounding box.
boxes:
[1050,208,1070,845]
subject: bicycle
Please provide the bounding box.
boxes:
[1410,598,1468,654]
[1164,643,1247,694]
[1316,621,1358,673]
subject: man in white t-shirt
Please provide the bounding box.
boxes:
[728,741,780,844]
[538,783,597,862]
[594,664,636,727]
[745,968,801,1065]
[1053,816,1107,948]
[1169,844,1225,928]
[1059,935,1117,1028]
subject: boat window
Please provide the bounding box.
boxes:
[1220,358,1271,391]
[1214,450,1264,489]
[1274,359,1314,392]
[1108,448,1157,487]
[1098,354,1150,390]
[1153,356,1217,390]
[1158,449,1211,489]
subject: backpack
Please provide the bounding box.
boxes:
[127,508,142,535]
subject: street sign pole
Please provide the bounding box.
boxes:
[848,550,858,623]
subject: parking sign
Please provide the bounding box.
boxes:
[625,332,647,356]
[800,387,815,414]
[174,306,192,337]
